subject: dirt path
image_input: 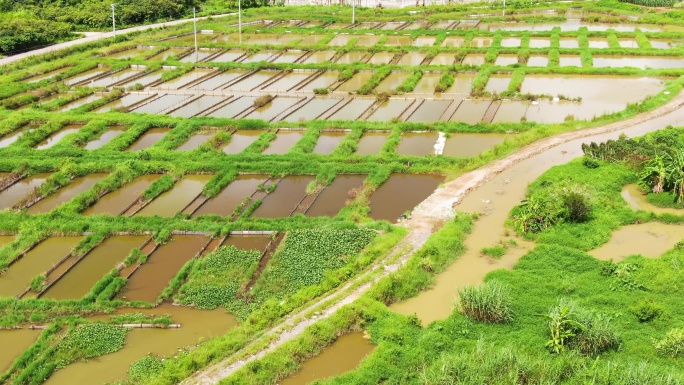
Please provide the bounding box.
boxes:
[0,13,236,67]
[183,91,684,385]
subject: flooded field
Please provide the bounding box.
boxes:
[591,223,684,261]
[84,174,160,215]
[442,133,508,157]
[312,131,346,154]
[396,131,439,156]
[84,126,128,150]
[137,174,212,217]
[355,132,388,155]
[193,175,266,217]
[119,235,209,302]
[306,174,365,217]
[35,124,83,149]
[262,131,303,154]
[280,333,374,385]
[0,236,83,297]
[43,235,148,300]
[369,174,443,221]
[126,127,170,151]
[222,130,264,154]
[1,330,40,372]
[27,173,106,214]
[251,175,314,217]
[222,234,271,251]
[176,131,216,150]
[0,173,50,210]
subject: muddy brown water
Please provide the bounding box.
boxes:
[396,132,439,156]
[119,235,209,303]
[43,236,148,300]
[0,235,14,249]
[283,98,340,122]
[327,99,375,121]
[559,55,582,67]
[337,72,374,93]
[209,50,247,63]
[148,48,187,61]
[447,73,477,94]
[392,103,684,325]
[485,75,511,94]
[59,94,104,112]
[34,124,82,149]
[366,99,413,122]
[208,96,256,118]
[137,174,212,217]
[298,71,339,91]
[84,126,128,150]
[106,49,147,60]
[0,236,83,297]
[222,130,264,154]
[494,55,518,66]
[591,223,684,261]
[593,55,684,70]
[397,52,425,66]
[527,55,549,67]
[221,235,271,252]
[312,132,346,154]
[193,175,266,217]
[279,333,374,385]
[170,96,226,118]
[302,51,336,64]
[619,38,639,48]
[442,133,508,157]
[46,304,238,385]
[621,184,684,215]
[63,68,107,86]
[132,94,191,114]
[336,52,367,64]
[126,127,170,151]
[251,175,314,218]
[408,100,453,123]
[241,51,276,63]
[450,100,490,124]
[262,131,304,155]
[156,69,215,90]
[272,51,305,64]
[367,52,394,64]
[442,36,464,47]
[355,132,388,155]
[190,70,249,90]
[176,132,216,151]
[429,53,455,66]
[180,49,218,63]
[369,174,444,222]
[306,175,366,217]
[87,68,145,88]
[263,72,313,92]
[501,37,521,47]
[0,330,40,372]
[94,93,152,113]
[529,37,551,48]
[0,126,32,148]
[27,173,106,214]
[227,70,280,91]
[247,97,302,122]
[375,72,408,94]
[25,67,70,83]
[492,101,529,123]
[411,73,441,94]
[84,175,160,216]
[0,173,50,210]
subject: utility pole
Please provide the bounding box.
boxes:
[503,0,506,17]
[193,7,198,62]
[238,0,242,44]
[352,0,355,24]
[111,4,116,34]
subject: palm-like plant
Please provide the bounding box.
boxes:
[665,150,684,203]
[639,152,667,194]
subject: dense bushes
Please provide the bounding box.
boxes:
[458,281,513,323]
[0,18,73,53]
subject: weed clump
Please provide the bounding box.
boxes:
[458,280,513,323]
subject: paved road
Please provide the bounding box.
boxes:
[0,13,236,67]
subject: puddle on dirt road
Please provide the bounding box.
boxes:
[262,131,304,154]
[369,174,444,222]
[251,175,314,218]
[46,304,238,385]
[28,174,106,214]
[119,235,209,302]
[312,131,346,154]
[34,124,83,149]
[0,236,83,297]
[0,330,40,372]
[84,175,160,216]
[591,223,684,261]
[355,132,388,155]
[85,126,128,150]
[126,128,170,151]
[193,175,267,217]
[306,175,366,217]
[222,130,264,154]
[0,173,50,210]
[621,184,684,215]
[280,332,374,385]
[442,133,508,157]
[392,104,684,325]
[396,132,439,156]
[43,236,149,300]
[137,174,212,217]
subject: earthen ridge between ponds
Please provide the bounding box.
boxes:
[181,86,684,384]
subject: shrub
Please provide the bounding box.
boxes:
[458,281,514,323]
[313,87,329,95]
[655,329,684,357]
[630,299,664,323]
[253,94,275,108]
[544,300,619,355]
[129,355,164,381]
[559,185,592,223]
[480,245,506,258]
